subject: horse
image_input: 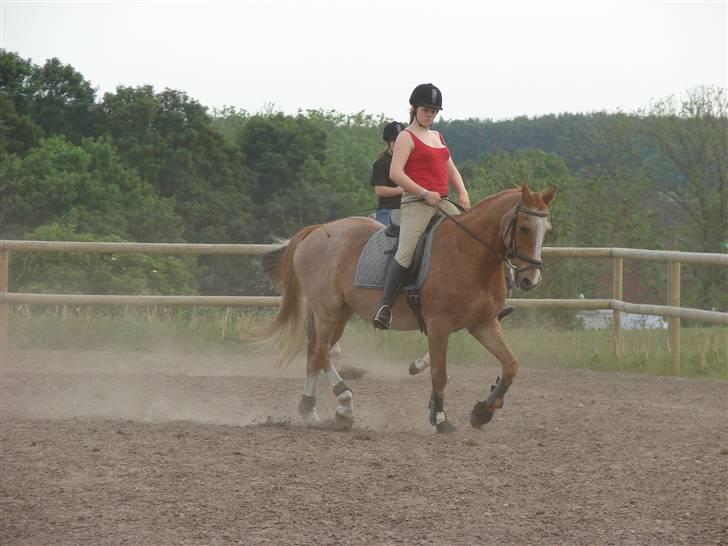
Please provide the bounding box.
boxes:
[254,182,556,432]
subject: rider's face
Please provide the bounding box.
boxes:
[416,106,439,126]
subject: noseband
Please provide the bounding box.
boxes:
[437,199,548,274]
[503,203,549,276]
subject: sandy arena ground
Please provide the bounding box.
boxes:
[1,348,727,545]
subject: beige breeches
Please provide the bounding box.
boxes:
[394,193,461,268]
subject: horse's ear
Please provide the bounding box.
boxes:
[541,186,557,206]
[520,181,537,205]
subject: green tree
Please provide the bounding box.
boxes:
[645,86,727,309]
[97,85,256,293]
[240,113,326,202]
[27,57,99,143]
[0,50,43,154]
[0,136,182,242]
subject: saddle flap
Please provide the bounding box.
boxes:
[354,214,445,291]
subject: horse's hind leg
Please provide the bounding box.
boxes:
[328,321,347,360]
[299,310,354,428]
[467,319,518,429]
[298,313,321,421]
[321,315,355,428]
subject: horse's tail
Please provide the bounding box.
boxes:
[260,238,289,289]
[250,225,320,367]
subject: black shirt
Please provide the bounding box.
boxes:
[370,152,401,210]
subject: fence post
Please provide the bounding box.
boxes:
[612,257,623,358]
[669,261,681,373]
[0,249,8,365]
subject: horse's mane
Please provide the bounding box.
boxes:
[467,187,521,214]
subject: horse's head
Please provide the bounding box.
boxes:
[501,182,557,291]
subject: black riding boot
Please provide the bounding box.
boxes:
[372,260,410,330]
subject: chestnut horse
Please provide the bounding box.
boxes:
[256,183,556,432]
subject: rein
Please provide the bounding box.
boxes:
[435,198,548,274]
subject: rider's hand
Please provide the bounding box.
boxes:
[423,191,442,207]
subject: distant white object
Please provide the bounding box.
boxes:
[577,310,667,330]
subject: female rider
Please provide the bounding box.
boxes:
[372,83,514,329]
[372,83,469,329]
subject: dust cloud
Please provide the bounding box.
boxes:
[0,342,427,431]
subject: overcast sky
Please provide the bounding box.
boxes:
[1,0,726,121]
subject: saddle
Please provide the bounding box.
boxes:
[355,211,445,333]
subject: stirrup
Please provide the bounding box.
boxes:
[372,305,392,330]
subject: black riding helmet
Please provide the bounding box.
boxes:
[409,83,443,111]
[382,121,405,142]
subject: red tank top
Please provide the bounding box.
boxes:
[403,129,450,196]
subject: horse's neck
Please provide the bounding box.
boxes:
[440,192,518,265]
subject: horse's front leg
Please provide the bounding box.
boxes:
[408,351,430,375]
[467,319,518,429]
[427,326,456,434]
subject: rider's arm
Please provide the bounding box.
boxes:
[389,133,425,196]
[374,186,404,197]
[446,157,470,210]
[371,156,404,198]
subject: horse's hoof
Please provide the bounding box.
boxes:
[302,409,320,423]
[470,401,494,429]
[436,420,458,434]
[334,411,354,431]
[298,395,317,419]
[409,358,429,375]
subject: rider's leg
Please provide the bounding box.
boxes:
[373,196,435,330]
[372,258,410,329]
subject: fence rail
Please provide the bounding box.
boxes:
[1,240,726,371]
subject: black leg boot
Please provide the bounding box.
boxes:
[504,264,515,290]
[499,268,515,321]
[498,303,515,321]
[372,259,410,330]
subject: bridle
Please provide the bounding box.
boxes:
[502,203,549,276]
[436,199,548,276]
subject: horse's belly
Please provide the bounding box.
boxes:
[346,287,423,332]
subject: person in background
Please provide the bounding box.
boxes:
[371,121,406,225]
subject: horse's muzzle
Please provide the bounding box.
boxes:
[518,277,534,290]
[516,272,541,291]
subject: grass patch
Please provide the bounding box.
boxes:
[6,306,727,379]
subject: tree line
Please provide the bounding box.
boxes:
[1,50,725,313]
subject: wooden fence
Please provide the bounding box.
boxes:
[1,240,726,372]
